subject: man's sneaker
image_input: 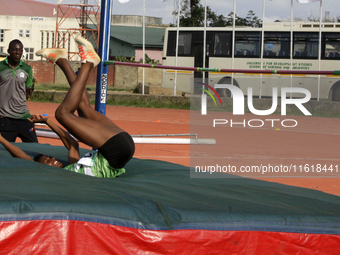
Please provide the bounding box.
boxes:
[75,37,100,67]
[35,48,68,63]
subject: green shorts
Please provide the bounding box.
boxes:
[64,151,125,178]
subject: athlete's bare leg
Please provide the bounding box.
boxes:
[55,59,89,117]
[36,37,124,149]
[55,58,117,128]
[55,61,123,149]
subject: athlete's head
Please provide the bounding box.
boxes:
[7,39,23,63]
[34,154,63,168]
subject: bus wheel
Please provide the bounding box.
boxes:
[215,77,239,97]
[331,84,340,102]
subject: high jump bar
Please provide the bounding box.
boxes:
[105,60,340,76]
[35,128,215,145]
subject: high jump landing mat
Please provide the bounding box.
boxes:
[0,142,340,254]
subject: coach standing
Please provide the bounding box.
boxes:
[0,39,38,142]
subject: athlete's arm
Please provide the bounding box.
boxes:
[0,133,33,161]
[30,115,80,164]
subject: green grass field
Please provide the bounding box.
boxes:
[34,83,134,93]
[31,83,190,110]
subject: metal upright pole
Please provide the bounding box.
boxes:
[174,0,180,96]
[95,0,112,115]
[317,0,323,101]
[290,0,293,99]
[202,0,207,86]
[231,0,236,87]
[260,0,265,99]
[142,0,146,95]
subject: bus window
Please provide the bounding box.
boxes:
[178,32,192,55]
[213,32,232,56]
[293,32,319,58]
[166,31,176,56]
[234,31,261,57]
[166,31,192,56]
[263,32,290,58]
[323,33,340,59]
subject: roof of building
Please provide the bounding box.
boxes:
[89,25,166,48]
[0,0,77,18]
[112,26,166,48]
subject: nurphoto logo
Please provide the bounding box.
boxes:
[199,83,312,128]
[197,83,223,115]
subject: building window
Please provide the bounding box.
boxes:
[68,32,70,53]
[26,30,30,38]
[0,46,4,53]
[0,29,4,43]
[24,47,34,60]
[57,32,60,47]
[52,32,55,47]
[19,30,23,37]
[46,32,49,48]
[41,32,44,51]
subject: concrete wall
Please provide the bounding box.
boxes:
[26,61,161,89]
[27,60,115,86]
[114,65,138,89]
[114,65,163,88]
[137,66,162,86]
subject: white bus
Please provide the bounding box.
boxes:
[161,22,340,101]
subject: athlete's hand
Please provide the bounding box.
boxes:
[29,114,48,124]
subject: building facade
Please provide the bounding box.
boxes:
[0,0,79,61]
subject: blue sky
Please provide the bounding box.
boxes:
[37,0,339,25]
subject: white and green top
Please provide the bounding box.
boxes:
[64,151,125,178]
[0,58,33,119]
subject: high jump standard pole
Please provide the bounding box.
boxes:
[95,0,112,116]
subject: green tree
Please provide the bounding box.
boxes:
[307,14,320,22]
[225,12,247,26]
[179,0,214,27]
[245,10,262,27]
[209,14,228,27]
[178,0,262,28]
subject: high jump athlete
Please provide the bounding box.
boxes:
[0,37,135,178]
